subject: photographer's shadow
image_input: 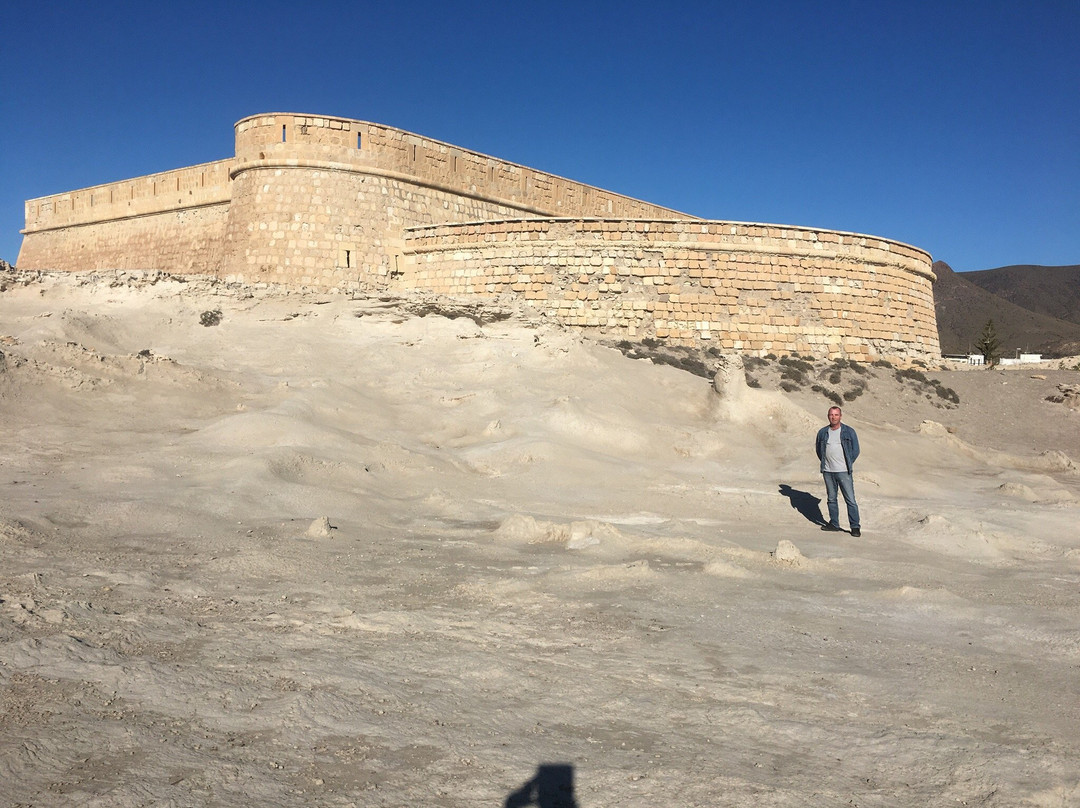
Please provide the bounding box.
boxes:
[779,483,825,526]
[505,763,579,808]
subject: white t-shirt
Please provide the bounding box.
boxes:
[824,426,847,472]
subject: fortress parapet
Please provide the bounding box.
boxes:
[17,113,939,361]
[232,114,685,220]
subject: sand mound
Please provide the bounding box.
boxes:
[305,516,335,538]
[494,515,627,550]
[771,539,806,565]
[701,558,754,578]
[920,419,1079,475]
[3,271,1080,806]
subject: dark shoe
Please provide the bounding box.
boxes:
[821,523,842,532]
[851,528,861,537]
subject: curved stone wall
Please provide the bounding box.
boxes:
[404,219,939,360]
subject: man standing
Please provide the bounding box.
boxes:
[815,406,861,537]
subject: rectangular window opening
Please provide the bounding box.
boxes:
[282,124,287,142]
[357,132,362,149]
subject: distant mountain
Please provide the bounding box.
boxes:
[932,261,1080,357]
[962,264,1080,325]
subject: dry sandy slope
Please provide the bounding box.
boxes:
[1,272,1079,807]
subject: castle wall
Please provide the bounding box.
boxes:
[16,112,942,359]
[404,219,939,361]
[232,114,689,221]
[220,165,528,291]
[219,114,689,290]
[16,205,230,275]
[17,159,232,274]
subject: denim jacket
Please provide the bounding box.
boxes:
[816,423,860,474]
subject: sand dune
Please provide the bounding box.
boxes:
[2,270,1079,806]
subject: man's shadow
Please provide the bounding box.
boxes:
[505,763,579,808]
[779,483,825,526]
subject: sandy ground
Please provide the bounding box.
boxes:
[1,271,1079,808]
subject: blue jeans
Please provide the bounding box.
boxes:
[823,471,860,530]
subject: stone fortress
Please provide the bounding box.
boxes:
[18,112,940,360]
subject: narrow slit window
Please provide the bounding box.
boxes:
[282,124,287,142]
[357,132,362,149]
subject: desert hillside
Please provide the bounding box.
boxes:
[964,264,1080,326]
[933,260,1080,356]
[2,270,1079,807]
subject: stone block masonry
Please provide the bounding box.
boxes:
[17,113,940,361]
[405,219,937,360]
[19,160,232,274]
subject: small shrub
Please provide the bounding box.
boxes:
[780,380,800,392]
[832,358,850,369]
[746,376,762,388]
[843,388,864,401]
[671,355,710,377]
[780,366,808,385]
[872,359,893,368]
[896,368,929,384]
[934,385,960,404]
[764,353,778,361]
[828,371,842,384]
[825,390,843,406]
[200,309,222,327]
[849,360,868,375]
[610,341,712,379]
[779,356,813,374]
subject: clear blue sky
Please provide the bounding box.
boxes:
[2,0,1077,272]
